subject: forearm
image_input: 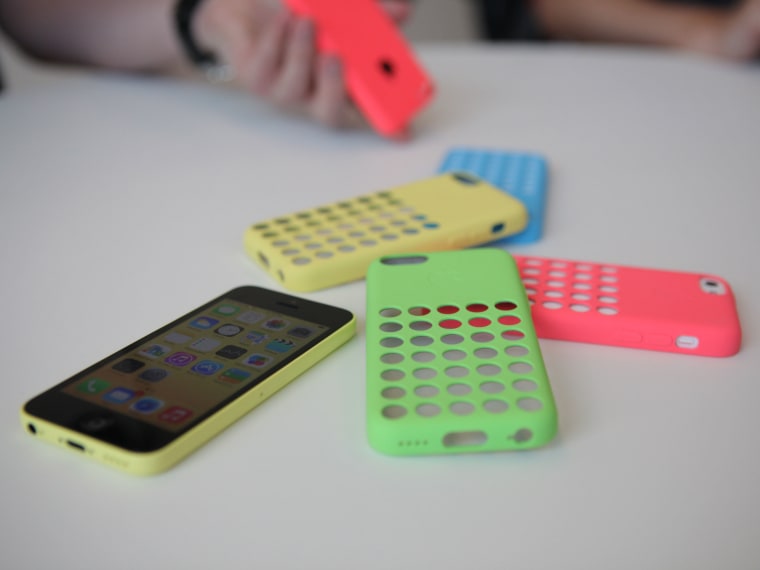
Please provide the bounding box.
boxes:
[532,0,730,50]
[0,0,185,71]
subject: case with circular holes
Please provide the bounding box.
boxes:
[513,255,742,357]
[365,249,558,456]
[243,173,529,292]
[437,148,548,246]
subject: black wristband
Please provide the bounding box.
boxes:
[174,0,218,69]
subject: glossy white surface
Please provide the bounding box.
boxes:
[2,42,759,569]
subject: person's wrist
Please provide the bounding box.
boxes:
[175,0,232,80]
[675,11,730,56]
[714,1,760,61]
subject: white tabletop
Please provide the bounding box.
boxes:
[2,40,759,569]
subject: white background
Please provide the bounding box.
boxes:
[2,35,760,569]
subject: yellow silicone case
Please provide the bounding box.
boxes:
[243,173,529,292]
[20,318,356,476]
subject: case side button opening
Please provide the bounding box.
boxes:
[675,335,700,349]
[67,440,86,452]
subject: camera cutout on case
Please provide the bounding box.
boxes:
[380,255,428,266]
[700,277,727,295]
[379,58,395,77]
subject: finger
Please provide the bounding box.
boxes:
[722,0,760,59]
[193,0,257,76]
[243,9,291,95]
[309,54,349,128]
[380,0,412,25]
[270,18,317,105]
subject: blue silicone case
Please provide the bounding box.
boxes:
[437,148,548,245]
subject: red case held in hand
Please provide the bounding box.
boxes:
[284,0,435,137]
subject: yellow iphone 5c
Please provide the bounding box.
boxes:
[21,286,355,475]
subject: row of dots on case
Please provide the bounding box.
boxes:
[379,331,528,348]
[379,361,534,381]
[381,396,544,419]
[380,345,530,364]
[379,302,518,318]
[382,378,539,399]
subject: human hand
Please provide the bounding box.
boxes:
[720,0,760,60]
[684,0,760,60]
[193,0,412,128]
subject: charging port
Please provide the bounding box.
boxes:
[443,431,487,448]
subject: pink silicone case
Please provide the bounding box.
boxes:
[513,255,742,357]
[283,0,434,137]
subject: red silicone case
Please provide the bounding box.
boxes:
[513,255,742,357]
[284,0,434,137]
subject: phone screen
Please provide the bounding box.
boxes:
[62,297,327,432]
[25,287,351,452]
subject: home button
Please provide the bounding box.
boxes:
[77,412,116,434]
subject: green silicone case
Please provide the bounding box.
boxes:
[366,249,558,455]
